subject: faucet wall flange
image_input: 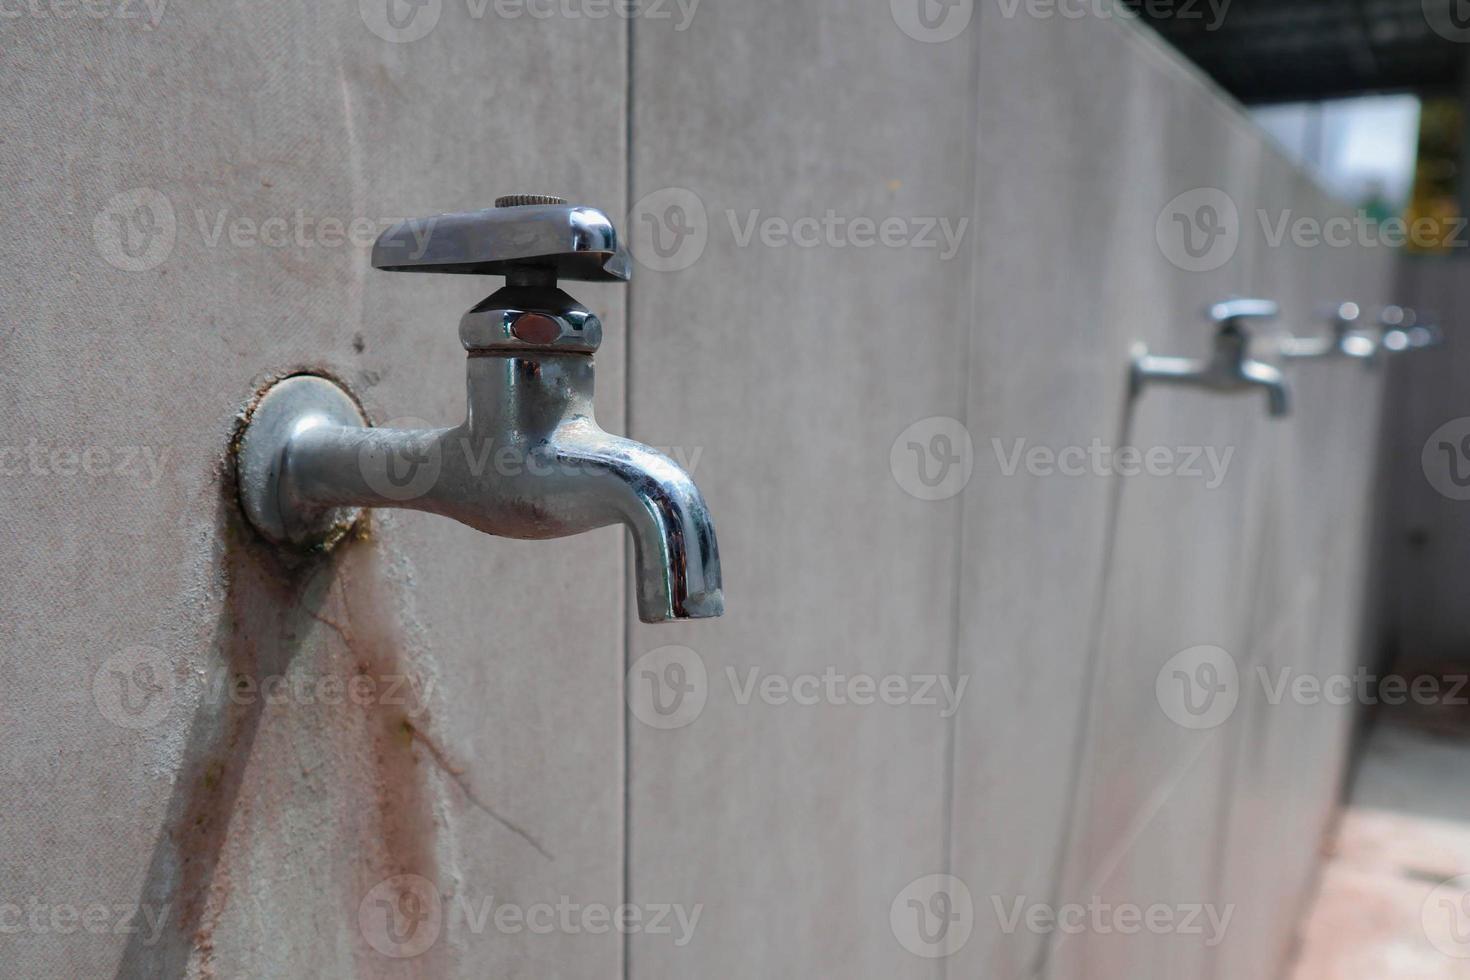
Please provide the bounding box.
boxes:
[236,374,370,549]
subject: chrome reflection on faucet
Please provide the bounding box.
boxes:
[1130,298,1290,418]
[234,195,723,623]
[1281,302,1381,362]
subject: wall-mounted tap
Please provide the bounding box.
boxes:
[1379,305,1443,353]
[1281,302,1379,362]
[1130,298,1290,418]
[234,195,724,623]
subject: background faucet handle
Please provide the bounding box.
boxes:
[1208,298,1279,332]
[1378,304,1412,329]
[372,195,631,283]
[1325,301,1361,331]
[1379,306,1444,351]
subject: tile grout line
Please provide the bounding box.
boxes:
[941,14,986,980]
[1030,395,1135,980]
[621,13,636,980]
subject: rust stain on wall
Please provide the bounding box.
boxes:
[154,506,455,978]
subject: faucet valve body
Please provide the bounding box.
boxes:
[460,285,603,355]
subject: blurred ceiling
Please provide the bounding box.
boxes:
[1134,0,1470,104]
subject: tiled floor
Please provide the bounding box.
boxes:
[1290,716,1470,979]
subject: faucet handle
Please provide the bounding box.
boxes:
[1379,305,1412,329]
[372,195,631,283]
[1325,301,1360,332]
[1208,298,1279,332]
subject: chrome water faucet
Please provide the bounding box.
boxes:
[1379,305,1443,353]
[1281,302,1379,362]
[235,195,723,623]
[1130,298,1290,418]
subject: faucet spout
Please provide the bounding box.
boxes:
[552,424,724,622]
[1238,359,1290,418]
[245,356,723,624]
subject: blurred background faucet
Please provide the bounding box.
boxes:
[1378,305,1443,353]
[235,195,723,623]
[1130,298,1291,418]
[1282,302,1380,362]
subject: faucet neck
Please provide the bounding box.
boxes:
[465,352,597,443]
[1212,326,1248,367]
